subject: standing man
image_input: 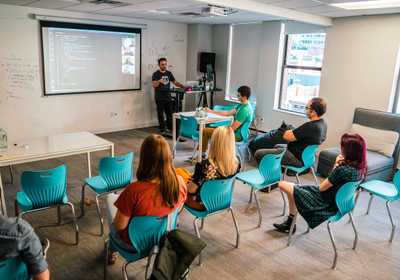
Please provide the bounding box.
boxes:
[152,58,184,134]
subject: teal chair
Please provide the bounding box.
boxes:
[104,211,178,280]
[360,169,400,242]
[235,105,254,164]
[15,165,79,245]
[287,181,360,269]
[0,257,30,280]
[81,152,133,236]
[173,115,199,158]
[283,145,319,186]
[208,104,237,128]
[236,151,286,227]
[184,177,239,265]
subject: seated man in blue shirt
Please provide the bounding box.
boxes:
[0,215,50,280]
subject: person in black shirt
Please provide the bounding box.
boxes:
[152,58,184,133]
[249,97,327,167]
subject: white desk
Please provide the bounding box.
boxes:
[0,131,114,216]
[172,111,233,162]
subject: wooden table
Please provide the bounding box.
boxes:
[0,131,114,216]
[172,111,233,163]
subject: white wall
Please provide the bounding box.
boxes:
[211,24,230,105]
[228,23,263,99]
[185,24,213,110]
[220,15,400,151]
[320,15,400,148]
[0,4,187,143]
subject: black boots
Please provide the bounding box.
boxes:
[273,214,296,234]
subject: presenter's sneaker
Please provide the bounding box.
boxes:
[273,215,296,234]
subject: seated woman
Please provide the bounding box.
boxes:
[107,134,187,262]
[183,126,240,211]
[273,133,367,233]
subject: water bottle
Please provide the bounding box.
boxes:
[0,128,7,150]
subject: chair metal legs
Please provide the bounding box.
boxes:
[200,218,205,230]
[253,189,262,228]
[95,195,105,236]
[66,202,80,245]
[310,167,319,186]
[386,201,396,242]
[327,221,338,269]
[8,165,14,185]
[248,187,253,204]
[348,213,358,249]
[287,213,298,247]
[279,188,286,217]
[122,262,130,280]
[193,218,202,265]
[295,174,301,185]
[229,207,240,248]
[104,239,109,280]
[366,193,374,215]
[80,183,86,218]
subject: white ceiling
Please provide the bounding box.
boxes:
[0,0,399,24]
[256,0,400,17]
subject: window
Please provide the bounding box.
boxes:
[278,33,326,114]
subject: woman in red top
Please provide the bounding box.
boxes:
[108,134,187,263]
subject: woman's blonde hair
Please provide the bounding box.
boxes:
[136,134,179,208]
[208,126,239,177]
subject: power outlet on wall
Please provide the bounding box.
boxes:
[110,112,118,118]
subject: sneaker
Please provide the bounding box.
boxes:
[273,216,296,234]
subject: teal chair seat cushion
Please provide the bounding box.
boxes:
[361,180,399,200]
[109,235,142,262]
[328,211,344,223]
[183,205,209,218]
[236,169,266,189]
[85,176,110,194]
[284,164,307,173]
[16,191,68,211]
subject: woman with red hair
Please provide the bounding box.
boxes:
[273,133,367,233]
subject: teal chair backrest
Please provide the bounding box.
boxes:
[301,145,319,169]
[179,116,199,139]
[0,257,30,280]
[128,209,178,256]
[99,152,133,190]
[21,165,67,209]
[335,181,360,218]
[128,216,168,256]
[199,177,235,213]
[259,151,285,185]
[392,170,400,200]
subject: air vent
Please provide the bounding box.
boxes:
[178,12,202,16]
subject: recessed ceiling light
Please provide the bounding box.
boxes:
[331,0,400,10]
[147,10,171,15]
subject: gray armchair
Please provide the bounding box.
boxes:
[317,108,400,181]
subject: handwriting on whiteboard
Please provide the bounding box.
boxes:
[0,56,39,101]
